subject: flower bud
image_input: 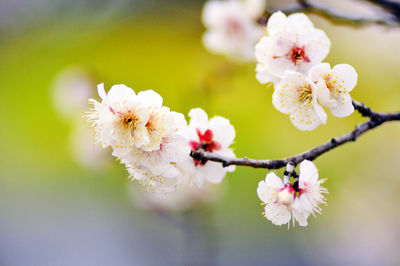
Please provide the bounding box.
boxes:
[278,185,295,205]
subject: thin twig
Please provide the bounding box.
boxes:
[263,0,400,27]
[363,0,400,18]
[190,101,400,169]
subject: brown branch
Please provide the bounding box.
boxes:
[262,0,400,27]
[190,101,400,170]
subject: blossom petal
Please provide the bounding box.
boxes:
[97,83,107,100]
[265,172,284,189]
[287,13,314,30]
[299,160,319,184]
[188,108,209,130]
[107,84,136,101]
[316,80,337,108]
[257,172,282,204]
[203,161,229,183]
[137,90,163,108]
[313,101,328,125]
[256,69,278,84]
[332,64,358,93]
[267,11,287,36]
[291,202,310,226]
[264,203,291,226]
[308,63,331,83]
[330,93,354,117]
[133,126,150,148]
[209,116,235,148]
[290,102,326,131]
[202,1,223,28]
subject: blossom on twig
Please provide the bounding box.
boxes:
[255,11,330,85]
[257,160,327,227]
[178,108,236,187]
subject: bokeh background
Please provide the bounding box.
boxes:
[1,0,400,265]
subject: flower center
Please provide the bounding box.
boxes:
[296,86,313,106]
[225,17,242,36]
[189,128,222,166]
[119,111,138,132]
[288,46,310,65]
[277,185,296,205]
[323,75,345,98]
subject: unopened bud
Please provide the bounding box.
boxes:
[278,186,295,205]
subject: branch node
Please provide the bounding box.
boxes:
[351,130,357,142]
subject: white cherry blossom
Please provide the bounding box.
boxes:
[257,160,327,227]
[255,11,330,84]
[257,172,308,227]
[52,67,96,120]
[273,71,327,131]
[179,108,236,187]
[202,0,265,61]
[308,63,357,117]
[87,83,149,149]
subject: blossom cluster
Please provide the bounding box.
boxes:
[257,160,327,227]
[83,8,357,228]
[87,84,235,193]
[256,11,358,130]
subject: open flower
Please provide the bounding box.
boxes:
[273,71,327,130]
[202,0,264,61]
[257,173,308,227]
[308,63,357,117]
[113,109,190,193]
[87,83,194,193]
[179,108,236,187]
[255,11,330,84]
[51,67,96,120]
[257,160,328,227]
[87,83,149,149]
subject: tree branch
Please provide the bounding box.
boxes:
[190,101,400,170]
[262,0,400,27]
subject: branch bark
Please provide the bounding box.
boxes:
[190,100,400,170]
[263,0,400,27]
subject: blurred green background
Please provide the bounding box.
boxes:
[0,0,400,265]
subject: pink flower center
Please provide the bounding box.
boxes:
[117,110,139,134]
[189,128,222,166]
[276,185,296,205]
[225,17,243,36]
[287,45,310,65]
